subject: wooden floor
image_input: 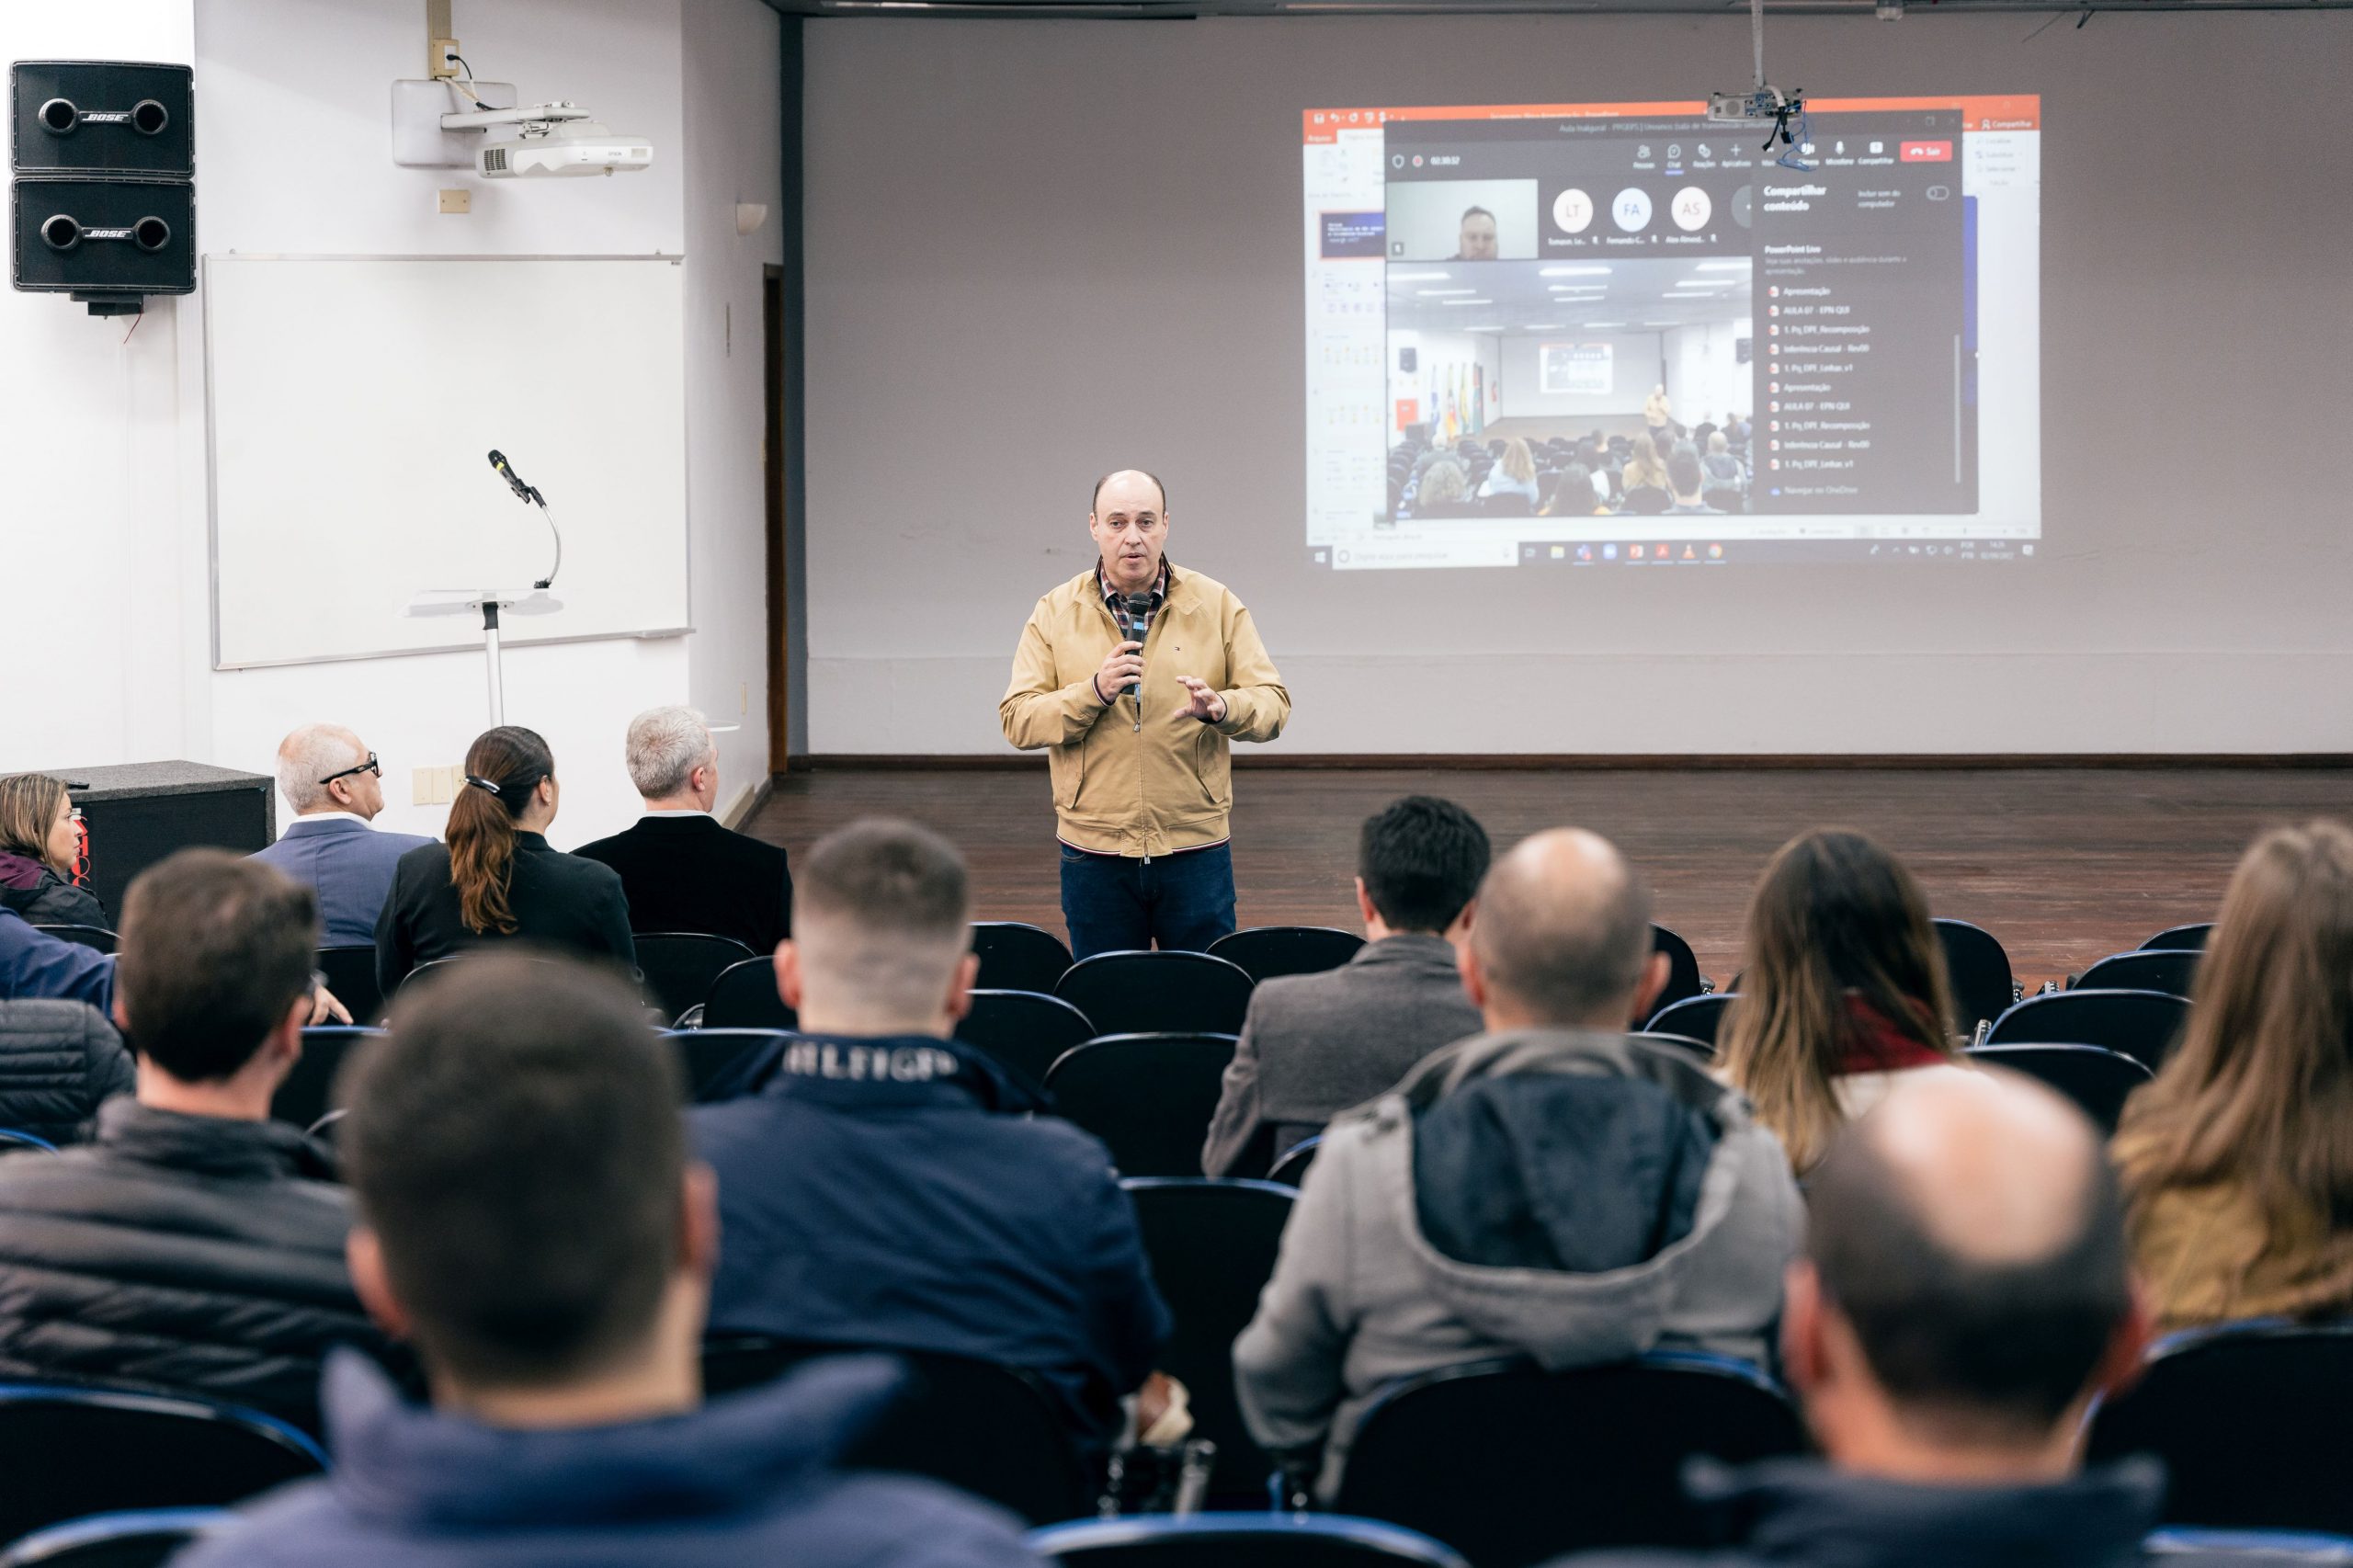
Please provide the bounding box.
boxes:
[747,765,2353,990]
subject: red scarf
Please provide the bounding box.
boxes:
[1837,995,1949,1075]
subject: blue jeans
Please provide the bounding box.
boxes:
[1060,842,1237,960]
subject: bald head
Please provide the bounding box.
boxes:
[1089,470,1170,597]
[1806,1070,2132,1441]
[1467,828,1654,1028]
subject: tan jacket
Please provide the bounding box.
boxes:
[999,564,1289,857]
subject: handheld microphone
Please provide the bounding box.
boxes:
[1122,594,1153,701]
[487,449,539,506]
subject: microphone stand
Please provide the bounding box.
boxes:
[523,487,562,590]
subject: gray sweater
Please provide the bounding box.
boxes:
[1233,1028,1803,1500]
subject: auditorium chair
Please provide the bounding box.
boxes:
[1480,492,1533,517]
[0,1507,233,1568]
[1029,1515,1470,1568]
[1638,1033,1715,1065]
[954,989,1096,1085]
[1964,1044,2151,1134]
[1267,1135,1322,1187]
[2076,949,2200,999]
[1700,487,1745,515]
[1333,1352,1807,1566]
[0,1384,325,1544]
[1984,990,2189,1073]
[1208,926,1366,985]
[2146,1530,2353,1562]
[698,1336,1092,1526]
[1042,1033,1237,1178]
[2141,923,2214,952]
[1643,993,1733,1049]
[1650,925,1710,1015]
[1932,918,2018,1036]
[972,921,1075,995]
[659,1028,790,1102]
[1055,952,1254,1039]
[0,1130,56,1155]
[1122,1178,1297,1507]
[633,932,756,1026]
[2087,1321,2353,1534]
[699,957,799,1031]
[30,926,117,955]
[272,1026,383,1132]
[313,944,384,1027]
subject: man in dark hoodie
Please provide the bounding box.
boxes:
[1549,1070,2290,1568]
[1235,828,1802,1501]
[175,955,1040,1568]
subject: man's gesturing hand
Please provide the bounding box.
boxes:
[1176,676,1228,723]
[1092,641,1144,705]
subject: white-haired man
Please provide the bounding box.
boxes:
[249,724,434,946]
[576,707,792,954]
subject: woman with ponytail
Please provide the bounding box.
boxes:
[374,726,634,994]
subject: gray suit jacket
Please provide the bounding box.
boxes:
[250,816,437,948]
[1199,934,1482,1177]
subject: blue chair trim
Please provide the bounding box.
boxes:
[1120,1176,1299,1200]
[2148,1528,2353,1559]
[1029,1511,1471,1568]
[0,1382,331,1470]
[0,1507,236,1566]
[0,1130,58,1153]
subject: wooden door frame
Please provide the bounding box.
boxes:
[763,264,790,776]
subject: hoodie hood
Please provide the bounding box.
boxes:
[1381,1028,1801,1365]
[0,852,51,894]
[321,1347,908,1530]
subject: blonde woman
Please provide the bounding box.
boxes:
[1477,437,1540,504]
[0,774,103,928]
[1718,829,1965,1172]
[1620,431,1670,494]
[2116,821,2353,1328]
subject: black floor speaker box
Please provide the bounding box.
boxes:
[11,62,194,177]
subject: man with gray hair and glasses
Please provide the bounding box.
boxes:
[577,706,792,954]
[250,723,434,946]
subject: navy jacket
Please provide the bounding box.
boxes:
[251,816,436,948]
[173,1351,1042,1568]
[0,908,113,1014]
[691,1034,1170,1447]
[575,813,792,955]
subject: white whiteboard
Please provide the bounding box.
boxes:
[205,255,689,668]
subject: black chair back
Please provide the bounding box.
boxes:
[1208,926,1366,985]
[1644,994,1733,1047]
[1334,1354,1806,1566]
[1043,1034,1237,1177]
[313,944,383,1026]
[1933,918,2017,1034]
[272,1027,382,1131]
[1965,1044,2152,1133]
[1267,1135,1321,1187]
[1055,952,1254,1038]
[1651,926,1707,1013]
[0,1507,233,1568]
[661,1028,791,1102]
[635,932,758,1024]
[955,990,1096,1085]
[1122,1178,1297,1506]
[2141,923,2213,952]
[1985,989,2189,1073]
[701,957,799,1031]
[0,1385,324,1544]
[698,1336,1091,1525]
[2077,949,2200,999]
[1029,1514,1470,1568]
[30,926,116,955]
[2087,1323,2353,1533]
[972,922,1075,995]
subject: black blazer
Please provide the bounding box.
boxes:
[574,814,791,955]
[374,833,637,996]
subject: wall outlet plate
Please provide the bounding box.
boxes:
[391,77,517,169]
[438,188,471,214]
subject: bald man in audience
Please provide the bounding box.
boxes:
[251,724,433,946]
[1547,1070,2298,1568]
[1235,829,1802,1503]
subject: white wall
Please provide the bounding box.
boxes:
[2,0,783,844]
[1499,331,1660,420]
[803,12,2353,756]
[1661,320,1745,434]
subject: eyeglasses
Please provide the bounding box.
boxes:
[318,751,381,786]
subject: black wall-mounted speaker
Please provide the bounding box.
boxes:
[11,177,195,296]
[1399,346,1418,373]
[11,62,194,177]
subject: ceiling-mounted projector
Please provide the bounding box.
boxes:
[448,103,650,178]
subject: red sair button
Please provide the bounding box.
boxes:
[1901,141,1953,162]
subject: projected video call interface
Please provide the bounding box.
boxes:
[1302,97,2042,569]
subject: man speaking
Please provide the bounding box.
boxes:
[1001,471,1290,959]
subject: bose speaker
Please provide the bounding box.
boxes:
[10,62,195,311]
[1399,346,1418,373]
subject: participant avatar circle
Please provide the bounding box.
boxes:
[1611,187,1653,232]
[1552,187,1595,233]
[1732,185,1755,229]
[1670,186,1712,232]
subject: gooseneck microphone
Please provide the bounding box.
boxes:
[485,449,563,589]
[487,449,539,506]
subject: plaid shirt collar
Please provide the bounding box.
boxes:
[1098,560,1171,643]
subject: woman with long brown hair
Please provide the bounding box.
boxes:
[374,726,633,994]
[0,774,104,929]
[1717,829,1965,1172]
[2115,820,2353,1328]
